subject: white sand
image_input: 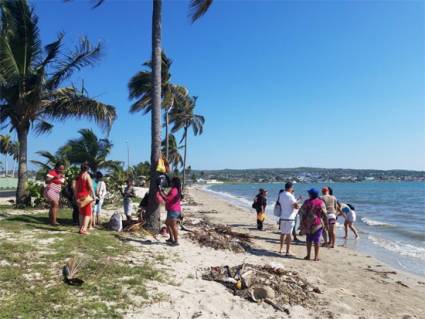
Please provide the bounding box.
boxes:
[126,187,425,319]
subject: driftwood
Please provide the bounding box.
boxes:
[203,264,320,309]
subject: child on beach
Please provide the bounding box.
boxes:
[253,189,267,231]
[159,177,183,246]
[120,179,136,221]
[338,202,359,239]
[299,188,328,261]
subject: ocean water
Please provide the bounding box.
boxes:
[206,182,425,277]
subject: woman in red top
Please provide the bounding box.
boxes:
[44,163,65,226]
[73,162,95,235]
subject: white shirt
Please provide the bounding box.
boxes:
[96,181,107,200]
[278,191,297,220]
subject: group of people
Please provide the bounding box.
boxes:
[43,162,184,242]
[44,162,107,234]
[253,182,359,261]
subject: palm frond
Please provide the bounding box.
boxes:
[33,120,53,135]
[43,87,117,132]
[189,0,213,23]
[46,37,102,90]
[40,33,64,67]
[0,0,41,79]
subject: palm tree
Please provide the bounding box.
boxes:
[0,0,117,205]
[161,134,183,171]
[170,95,205,188]
[80,0,214,230]
[0,134,12,176]
[8,140,19,177]
[58,129,121,173]
[31,150,70,173]
[128,53,188,162]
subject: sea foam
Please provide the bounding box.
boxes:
[361,217,393,227]
[368,235,425,261]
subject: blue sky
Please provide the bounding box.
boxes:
[17,0,425,170]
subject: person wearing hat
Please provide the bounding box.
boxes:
[277,182,300,256]
[253,189,267,231]
[299,188,328,261]
[321,187,338,248]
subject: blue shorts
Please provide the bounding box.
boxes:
[124,199,132,216]
[167,211,181,220]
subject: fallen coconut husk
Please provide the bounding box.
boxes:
[202,263,320,309]
[187,224,252,253]
[123,220,145,232]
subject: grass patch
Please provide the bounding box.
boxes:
[0,209,164,318]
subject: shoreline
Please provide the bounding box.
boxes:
[202,183,425,278]
[169,186,425,318]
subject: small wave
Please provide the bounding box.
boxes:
[361,217,393,227]
[203,187,253,209]
[368,235,425,261]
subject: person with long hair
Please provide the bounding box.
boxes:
[321,187,338,248]
[338,202,359,239]
[159,177,182,246]
[44,162,65,226]
[73,162,95,235]
[299,188,328,261]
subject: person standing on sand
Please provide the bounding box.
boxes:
[278,182,300,256]
[338,202,359,239]
[299,188,328,261]
[120,179,136,221]
[93,171,107,227]
[159,177,183,246]
[73,162,96,235]
[253,189,267,231]
[44,162,65,226]
[321,187,338,248]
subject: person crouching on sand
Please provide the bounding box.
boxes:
[299,188,328,261]
[278,182,299,256]
[253,189,267,231]
[338,202,359,239]
[159,177,182,246]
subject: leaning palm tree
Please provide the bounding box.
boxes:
[170,95,205,188]
[0,134,12,176]
[58,129,121,173]
[161,134,183,171]
[128,53,188,161]
[0,0,116,204]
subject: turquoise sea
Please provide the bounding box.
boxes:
[206,182,425,277]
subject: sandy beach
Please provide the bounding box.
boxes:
[126,187,425,319]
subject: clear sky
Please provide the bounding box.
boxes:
[17,0,425,171]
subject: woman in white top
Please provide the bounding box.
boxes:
[94,171,107,226]
[338,202,359,239]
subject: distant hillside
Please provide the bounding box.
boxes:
[191,167,425,183]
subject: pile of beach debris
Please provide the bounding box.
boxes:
[203,263,321,312]
[186,224,252,253]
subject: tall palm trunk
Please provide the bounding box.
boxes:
[146,0,162,231]
[165,108,169,161]
[182,126,188,189]
[12,159,16,178]
[16,127,29,206]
